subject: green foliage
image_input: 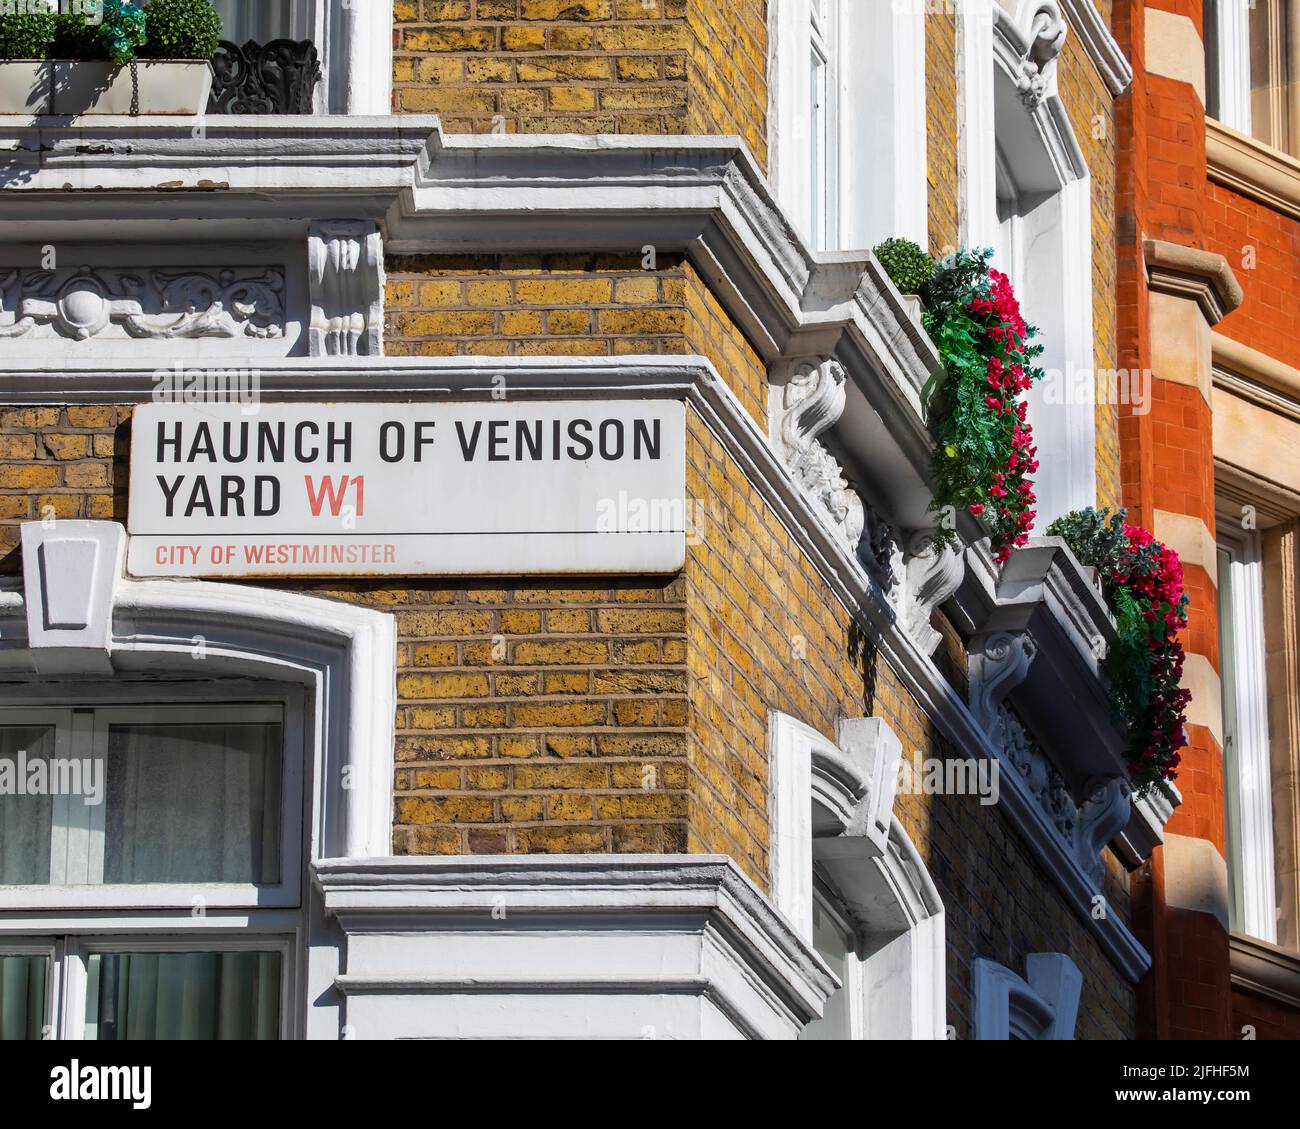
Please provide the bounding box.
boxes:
[921,248,1044,560]
[1048,506,1191,797]
[140,0,220,60]
[1046,506,1131,572]
[0,8,57,60]
[51,9,106,60]
[873,238,935,297]
[99,0,146,64]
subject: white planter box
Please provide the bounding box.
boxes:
[50,59,212,116]
[0,60,52,114]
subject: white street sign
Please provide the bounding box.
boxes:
[127,400,687,577]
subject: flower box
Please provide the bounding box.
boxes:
[0,60,51,114]
[49,58,212,115]
[0,58,211,115]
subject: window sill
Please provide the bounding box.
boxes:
[1230,931,1300,1008]
[1206,118,1300,222]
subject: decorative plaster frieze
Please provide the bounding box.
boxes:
[307,220,384,357]
[1002,705,1078,846]
[993,0,1069,110]
[0,265,285,341]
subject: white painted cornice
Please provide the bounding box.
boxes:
[0,121,941,531]
[314,853,837,1038]
[0,354,1150,979]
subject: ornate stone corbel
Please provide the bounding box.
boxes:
[994,0,1068,109]
[903,531,964,655]
[968,630,1038,735]
[1075,779,1131,887]
[308,220,385,357]
[769,358,866,555]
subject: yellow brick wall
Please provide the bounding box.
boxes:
[385,254,770,426]
[385,252,691,358]
[0,407,123,551]
[316,577,693,856]
[926,9,960,258]
[683,407,1134,1039]
[393,0,766,167]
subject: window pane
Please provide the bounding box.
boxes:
[0,955,49,1040]
[104,719,282,885]
[208,0,297,43]
[0,726,56,885]
[799,898,854,1040]
[86,951,281,1040]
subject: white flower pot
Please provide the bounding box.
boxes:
[50,59,213,116]
[0,60,52,114]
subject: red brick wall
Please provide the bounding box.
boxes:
[1205,183,1300,370]
[1233,986,1300,1039]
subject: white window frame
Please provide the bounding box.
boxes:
[770,0,928,253]
[1217,521,1278,943]
[5,520,398,1039]
[211,0,393,115]
[799,879,866,1040]
[972,953,1081,1039]
[961,0,1097,527]
[1205,0,1253,133]
[768,710,946,1040]
[3,932,298,1041]
[0,938,59,1041]
[0,684,305,913]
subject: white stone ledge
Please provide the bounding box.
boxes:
[314,854,837,1040]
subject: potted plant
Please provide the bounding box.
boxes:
[0,3,56,114]
[1,0,221,116]
[873,237,935,325]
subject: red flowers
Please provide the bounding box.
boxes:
[967,269,1041,560]
[1048,507,1191,795]
[925,250,1045,563]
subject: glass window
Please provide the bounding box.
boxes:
[1206,0,1300,158]
[0,690,298,1040]
[85,950,281,1040]
[799,889,856,1040]
[0,705,282,888]
[1217,528,1277,941]
[208,0,299,44]
[0,954,49,1041]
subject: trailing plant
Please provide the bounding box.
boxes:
[874,237,934,297]
[97,0,146,64]
[1048,506,1190,796]
[44,1,145,63]
[920,248,1043,564]
[0,6,57,59]
[140,0,220,60]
